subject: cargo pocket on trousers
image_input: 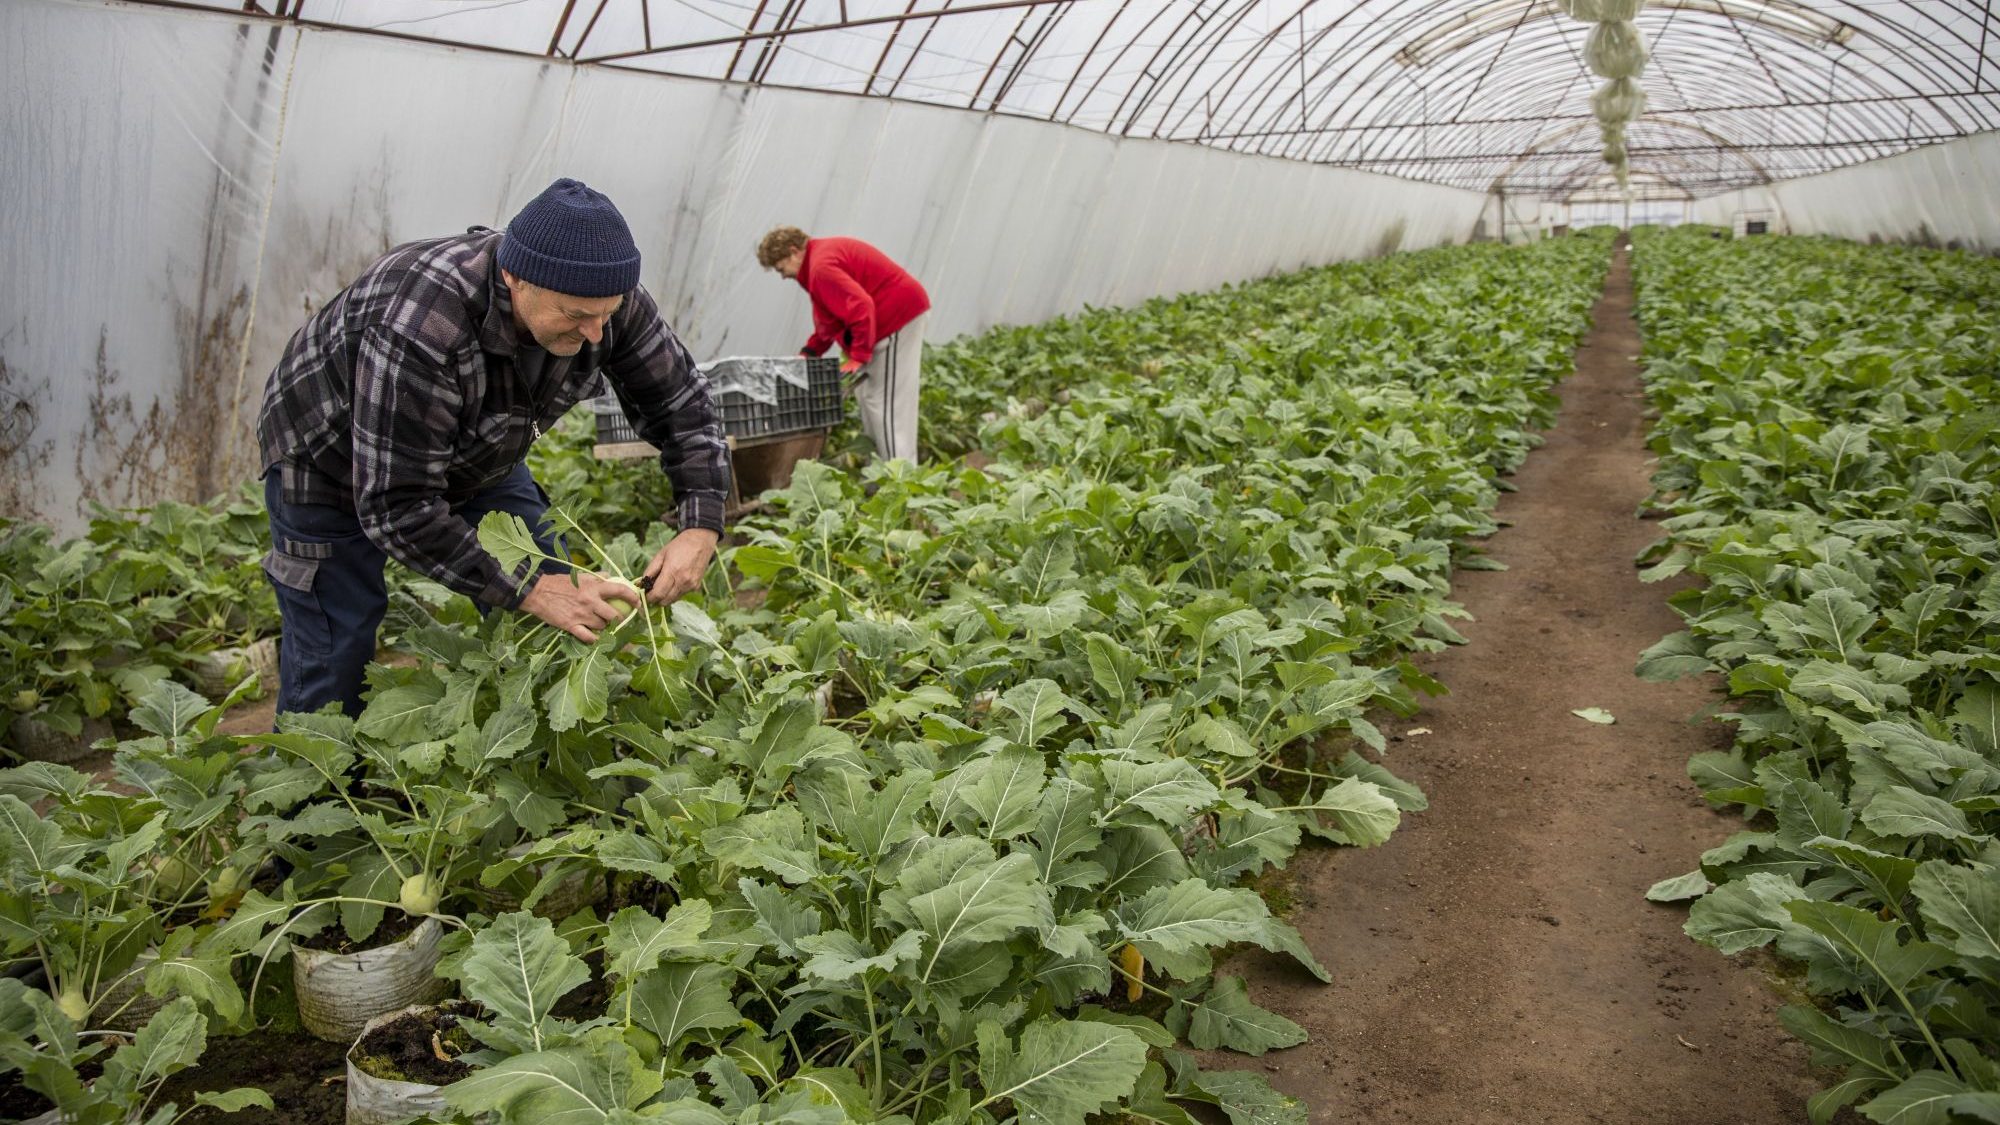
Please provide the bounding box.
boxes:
[262,546,324,591]
[262,544,329,658]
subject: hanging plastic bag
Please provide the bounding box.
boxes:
[1561,0,1643,21]
[1592,78,1647,125]
[1585,20,1649,78]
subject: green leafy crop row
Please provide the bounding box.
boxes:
[1630,227,2000,1124]
[0,489,280,745]
[1,231,1612,1124]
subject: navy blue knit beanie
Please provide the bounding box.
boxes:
[497,178,641,298]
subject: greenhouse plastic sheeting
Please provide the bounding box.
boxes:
[1,0,1488,531]
[1691,132,2000,253]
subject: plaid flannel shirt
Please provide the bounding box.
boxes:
[257,229,730,609]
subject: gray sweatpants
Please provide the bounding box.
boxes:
[853,312,926,462]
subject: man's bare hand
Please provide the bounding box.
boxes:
[519,571,642,643]
[641,528,720,606]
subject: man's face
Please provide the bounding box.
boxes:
[503,270,623,357]
[773,249,804,281]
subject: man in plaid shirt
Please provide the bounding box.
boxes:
[257,178,729,717]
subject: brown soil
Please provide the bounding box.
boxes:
[291,906,424,954]
[351,1005,475,1087]
[160,1029,346,1125]
[0,1074,56,1120]
[1218,244,1824,1123]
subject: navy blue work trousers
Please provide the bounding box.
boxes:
[262,464,566,717]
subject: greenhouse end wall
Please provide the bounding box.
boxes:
[1690,131,2000,252]
[1,0,1489,533]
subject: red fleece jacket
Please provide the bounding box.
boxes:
[796,237,931,367]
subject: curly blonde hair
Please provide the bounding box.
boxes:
[756,226,810,268]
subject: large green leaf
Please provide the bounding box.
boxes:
[355,681,443,742]
[0,793,85,878]
[145,932,244,1024]
[937,746,1047,840]
[1183,976,1307,1055]
[1763,589,1876,664]
[99,996,206,1096]
[739,877,822,956]
[829,768,933,859]
[128,680,214,739]
[1302,777,1400,846]
[1184,714,1259,760]
[886,841,1051,980]
[452,911,591,1054]
[1085,632,1145,717]
[1100,759,1219,826]
[1778,1004,1898,1081]
[1911,860,2000,964]
[1789,661,1910,716]
[1784,899,1956,992]
[1011,589,1092,639]
[1635,631,1714,682]
[200,889,295,957]
[1123,1060,1202,1125]
[1955,681,2000,754]
[472,703,539,762]
[997,679,1083,748]
[545,646,611,733]
[478,511,547,573]
[1113,879,1268,980]
[975,1017,1147,1124]
[795,929,924,984]
[1862,787,1977,841]
[702,806,820,884]
[1097,826,1192,899]
[1645,871,1713,902]
[1174,1062,1310,1125]
[605,901,714,981]
[627,963,742,1049]
[443,1028,665,1124]
[1684,872,1805,954]
[1030,777,1105,886]
[728,698,853,791]
[1859,1070,1974,1125]
[1803,836,1918,910]
[669,600,722,649]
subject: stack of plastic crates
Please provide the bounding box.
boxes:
[593,356,842,444]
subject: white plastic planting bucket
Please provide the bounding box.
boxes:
[190,636,281,700]
[9,715,113,763]
[344,1005,457,1125]
[293,916,449,1043]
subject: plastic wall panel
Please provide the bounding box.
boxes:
[3,0,1489,532]
[1,1,293,527]
[1691,133,2000,252]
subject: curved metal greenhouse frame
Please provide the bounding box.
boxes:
[101,0,2000,198]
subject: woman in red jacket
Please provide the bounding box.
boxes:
[758,227,931,462]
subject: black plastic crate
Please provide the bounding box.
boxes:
[593,356,842,444]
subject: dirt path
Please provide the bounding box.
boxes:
[1230,245,1822,1124]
